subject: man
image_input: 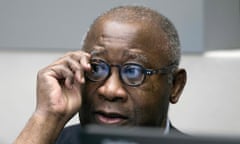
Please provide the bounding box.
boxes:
[14,5,187,144]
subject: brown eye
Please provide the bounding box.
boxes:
[86,61,109,81]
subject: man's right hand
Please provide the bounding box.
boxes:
[14,50,91,144]
[35,50,91,123]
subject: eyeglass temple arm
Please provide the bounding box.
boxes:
[145,63,178,75]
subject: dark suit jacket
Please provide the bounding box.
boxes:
[55,124,186,144]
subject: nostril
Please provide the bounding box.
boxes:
[98,93,127,102]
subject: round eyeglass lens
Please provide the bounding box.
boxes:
[86,61,109,81]
[121,64,144,86]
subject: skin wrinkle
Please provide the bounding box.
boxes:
[90,49,148,66]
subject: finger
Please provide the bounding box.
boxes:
[79,54,91,70]
[67,51,91,83]
[50,65,74,89]
[66,51,91,69]
[52,50,91,84]
[64,56,88,84]
[74,69,83,83]
[63,57,82,83]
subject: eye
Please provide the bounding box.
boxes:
[88,62,109,81]
[122,64,143,80]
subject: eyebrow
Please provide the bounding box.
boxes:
[90,49,107,57]
[123,51,148,64]
[90,49,149,64]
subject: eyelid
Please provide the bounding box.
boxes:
[90,49,106,57]
[90,57,107,63]
[123,60,145,67]
[123,62,149,72]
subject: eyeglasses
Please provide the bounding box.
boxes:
[85,59,177,87]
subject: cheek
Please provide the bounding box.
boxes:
[139,75,170,98]
[150,77,171,107]
[134,82,167,108]
[82,82,99,105]
[80,82,100,121]
[131,76,170,122]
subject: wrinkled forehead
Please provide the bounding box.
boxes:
[83,19,170,66]
[90,48,148,64]
[85,18,165,45]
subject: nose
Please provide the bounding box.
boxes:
[97,68,128,102]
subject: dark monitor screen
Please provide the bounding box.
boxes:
[80,125,240,144]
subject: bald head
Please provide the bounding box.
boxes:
[83,5,181,65]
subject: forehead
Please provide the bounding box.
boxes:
[85,20,168,66]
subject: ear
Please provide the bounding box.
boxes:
[169,69,187,104]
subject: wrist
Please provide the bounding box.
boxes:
[14,111,67,144]
[33,110,68,127]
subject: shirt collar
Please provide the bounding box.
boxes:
[163,118,170,135]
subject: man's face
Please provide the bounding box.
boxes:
[80,19,172,127]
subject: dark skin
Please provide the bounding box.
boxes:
[80,20,184,127]
[14,18,186,144]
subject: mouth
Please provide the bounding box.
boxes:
[94,111,128,125]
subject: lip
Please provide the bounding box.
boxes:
[94,110,128,125]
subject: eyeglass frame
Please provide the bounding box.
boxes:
[85,59,178,87]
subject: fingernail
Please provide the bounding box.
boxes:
[81,77,85,83]
[87,63,91,68]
